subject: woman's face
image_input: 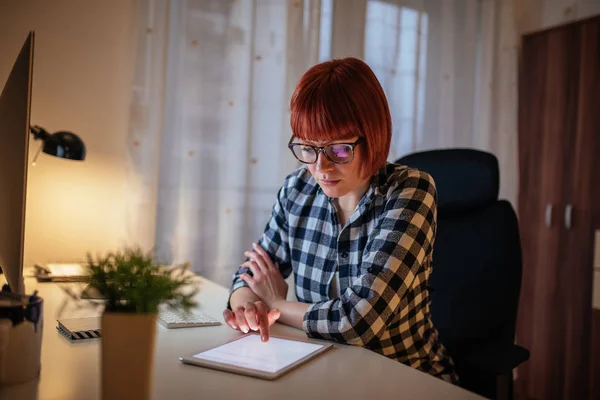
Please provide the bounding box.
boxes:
[299,136,370,199]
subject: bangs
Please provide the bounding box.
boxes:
[290,77,363,143]
[288,58,392,179]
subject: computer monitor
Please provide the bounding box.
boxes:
[0,31,34,295]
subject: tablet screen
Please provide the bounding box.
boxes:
[191,334,326,374]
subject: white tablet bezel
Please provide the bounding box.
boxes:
[179,333,333,380]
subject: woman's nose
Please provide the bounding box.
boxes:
[315,150,334,172]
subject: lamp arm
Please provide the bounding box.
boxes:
[30,125,50,141]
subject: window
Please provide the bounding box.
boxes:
[318,0,333,62]
[364,1,428,160]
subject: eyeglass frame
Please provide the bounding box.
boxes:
[287,136,364,165]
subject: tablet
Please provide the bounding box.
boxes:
[179,333,333,380]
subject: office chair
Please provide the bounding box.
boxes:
[396,149,530,400]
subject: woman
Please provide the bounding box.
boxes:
[222,57,458,383]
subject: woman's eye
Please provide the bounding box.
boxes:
[332,147,349,157]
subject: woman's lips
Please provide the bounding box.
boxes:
[320,179,340,187]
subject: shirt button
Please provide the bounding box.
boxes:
[341,252,348,259]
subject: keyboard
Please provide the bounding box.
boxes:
[157,307,221,329]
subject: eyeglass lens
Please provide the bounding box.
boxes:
[291,143,353,164]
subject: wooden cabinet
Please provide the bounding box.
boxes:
[516,15,600,400]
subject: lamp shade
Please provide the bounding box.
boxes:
[30,125,86,161]
[42,131,86,160]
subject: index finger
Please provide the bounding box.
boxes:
[252,243,276,270]
[255,302,270,342]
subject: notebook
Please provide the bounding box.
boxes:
[35,263,88,282]
[57,317,101,341]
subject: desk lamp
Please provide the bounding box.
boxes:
[30,125,86,163]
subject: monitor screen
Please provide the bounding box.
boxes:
[0,31,34,294]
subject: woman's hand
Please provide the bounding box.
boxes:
[240,243,288,308]
[222,300,280,342]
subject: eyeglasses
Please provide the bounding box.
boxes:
[288,137,363,164]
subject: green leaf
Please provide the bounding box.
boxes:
[80,247,198,313]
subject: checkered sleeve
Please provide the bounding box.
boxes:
[303,169,437,346]
[228,174,295,306]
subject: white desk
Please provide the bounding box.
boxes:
[0,275,482,400]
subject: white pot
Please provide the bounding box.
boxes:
[0,296,43,386]
[101,312,157,400]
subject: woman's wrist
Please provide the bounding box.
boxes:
[229,287,260,310]
[270,298,287,310]
[269,300,309,330]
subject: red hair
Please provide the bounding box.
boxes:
[290,57,392,179]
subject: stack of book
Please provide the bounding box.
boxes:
[34,263,87,282]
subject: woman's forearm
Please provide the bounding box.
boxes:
[229,287,261,309]
[271,300,310,330]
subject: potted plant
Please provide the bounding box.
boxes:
[84,247,198,400]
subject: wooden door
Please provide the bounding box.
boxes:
[561,17,600,400]
[570,17,600,400]
[516,23,582,400]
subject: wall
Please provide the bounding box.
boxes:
[1,0,597,272]
[0,0,139,270]
[515,0,600,34]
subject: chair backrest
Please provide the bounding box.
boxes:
[397,149,522,356]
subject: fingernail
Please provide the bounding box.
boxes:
[261,335,267,342]
[242,327,248,333]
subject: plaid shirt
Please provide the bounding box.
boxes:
[230,163,458,383]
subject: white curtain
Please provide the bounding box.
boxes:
[360,0,518,205]
[127,0,519,286]
[127,0,320,285]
